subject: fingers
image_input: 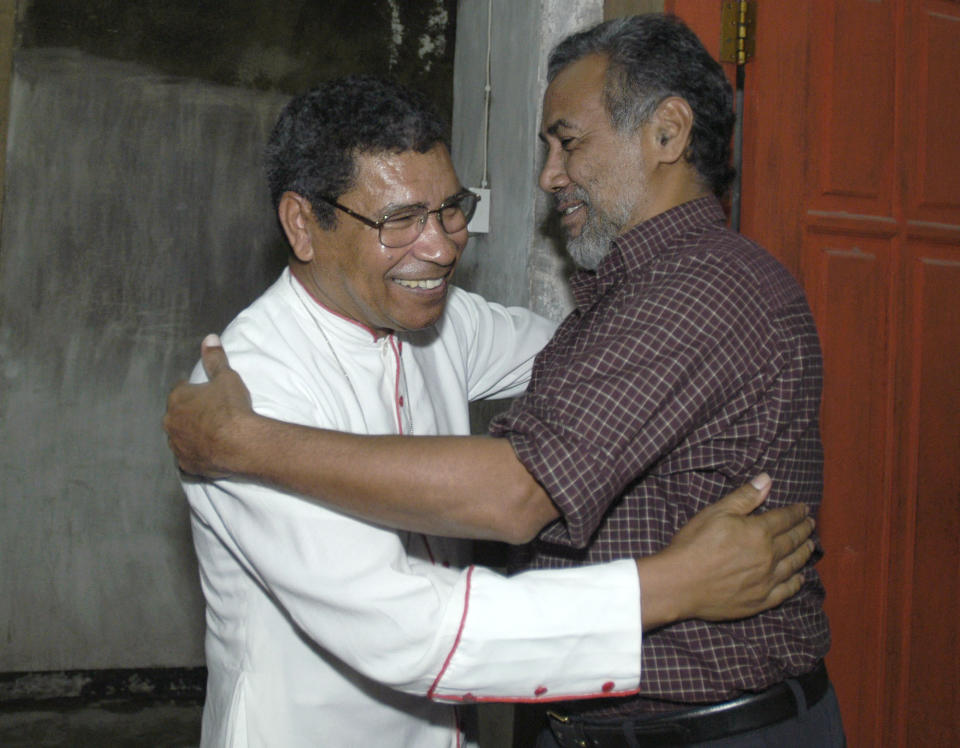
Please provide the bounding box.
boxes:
[771,515,816,562]
[200,334,230,379]
[762,571,806,610]
[761,534,815,610]
[756,500,809,540]
[778,531,815,574]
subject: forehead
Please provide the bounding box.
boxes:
[351,144,461,212]
[541,53,610,135]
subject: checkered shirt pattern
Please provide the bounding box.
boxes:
[490,196,830,716]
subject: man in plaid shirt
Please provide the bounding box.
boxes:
[166,14,844,748]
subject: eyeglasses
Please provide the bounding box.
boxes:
[317,190,480,249]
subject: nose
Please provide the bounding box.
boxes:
[539,144,569,194]
[412,212,462,265]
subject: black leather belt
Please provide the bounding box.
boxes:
[547,661,829,747]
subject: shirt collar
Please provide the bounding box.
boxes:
[569,195,726,310]
[286,268,387,346]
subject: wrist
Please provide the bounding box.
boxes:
[215,409,262,477]
[635,550,688,631]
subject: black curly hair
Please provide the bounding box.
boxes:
[265,75,449,228]
[548,15,736,198]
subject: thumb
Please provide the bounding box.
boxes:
[200,334,231,379]
[715,473,772,516]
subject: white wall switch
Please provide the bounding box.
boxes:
[468,187,491,233]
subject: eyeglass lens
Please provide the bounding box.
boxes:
[379,192,478,248]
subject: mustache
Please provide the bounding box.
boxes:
[553,186,591,211]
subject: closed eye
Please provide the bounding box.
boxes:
[382,211,423,229]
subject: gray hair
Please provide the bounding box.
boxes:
[548,15,736,197]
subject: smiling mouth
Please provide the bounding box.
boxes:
[393,277,445,290]
[555,187,588,220]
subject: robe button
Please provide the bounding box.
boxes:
[601,681,615,693]
[534,686,548,696]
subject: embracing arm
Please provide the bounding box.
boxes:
[166,337,556,543]
[166,337,814,627]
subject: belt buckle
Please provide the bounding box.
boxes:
[547,710,590,748]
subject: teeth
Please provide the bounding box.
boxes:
[395,278,444,290]
[561,203,583,216]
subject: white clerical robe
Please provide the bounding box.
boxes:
[182,268,642,747]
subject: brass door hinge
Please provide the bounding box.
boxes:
[720,0,757,65]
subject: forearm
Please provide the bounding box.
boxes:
[224,412,761,632]
[220,411,558,543]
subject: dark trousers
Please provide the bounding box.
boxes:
[533,684,846,748]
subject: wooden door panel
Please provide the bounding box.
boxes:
[736,3,810,279]
[803,232,893,748]
[899,244,960,747]
[906,2,960,224]
[808,0,897,215]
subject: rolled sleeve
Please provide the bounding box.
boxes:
[493,263,774,548]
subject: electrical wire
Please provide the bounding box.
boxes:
[480,0,493,189]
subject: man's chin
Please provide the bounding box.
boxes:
[565,206,625,270]
[566,239,604,271]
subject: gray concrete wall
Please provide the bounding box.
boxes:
[0,49,289,669]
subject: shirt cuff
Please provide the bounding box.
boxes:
[428,559,642,703]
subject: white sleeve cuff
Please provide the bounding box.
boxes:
[429,559,642,703]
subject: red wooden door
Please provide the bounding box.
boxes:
[666,2,960,745]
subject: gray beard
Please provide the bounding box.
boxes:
[566,206,622,271]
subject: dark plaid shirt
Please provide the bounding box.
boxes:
[490,196,830,716]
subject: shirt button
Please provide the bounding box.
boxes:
[601,681,615,693]
[534,686,548,696]
[399,395,405,407]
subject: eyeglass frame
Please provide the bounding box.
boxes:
[315,189,480,248]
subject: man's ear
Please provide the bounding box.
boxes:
[278,191,317,262]
[648,96,694,165]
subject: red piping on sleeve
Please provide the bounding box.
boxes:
[432,685,643,704]
[425,565,641,704]
[427,565,474,699]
